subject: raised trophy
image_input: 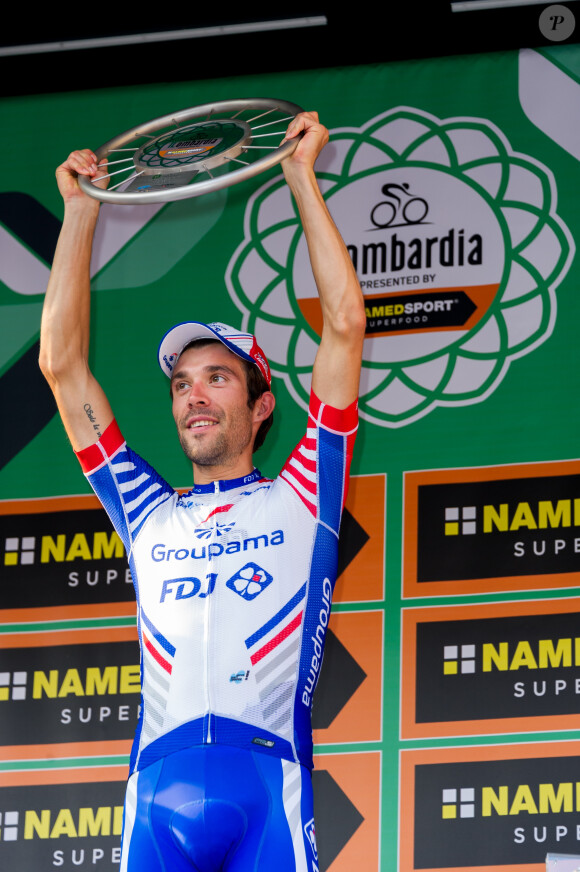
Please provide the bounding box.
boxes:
[79,98,303,204]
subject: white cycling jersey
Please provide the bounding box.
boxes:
[76,392,357,774]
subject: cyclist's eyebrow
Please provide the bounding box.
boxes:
[203,364,239,378]
[171,363,240,383]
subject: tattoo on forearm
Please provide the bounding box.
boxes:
[84,403,102,438]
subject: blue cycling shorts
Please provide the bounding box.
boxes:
[119,746,319,872]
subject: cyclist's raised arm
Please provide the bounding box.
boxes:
[39,150,115,450]
[282,113,366,409]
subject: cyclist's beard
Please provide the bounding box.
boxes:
[177,407,254,469]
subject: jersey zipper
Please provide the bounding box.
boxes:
[203,480,220,743]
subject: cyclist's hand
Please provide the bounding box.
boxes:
[56,150,108,205]
[281,111,329,176]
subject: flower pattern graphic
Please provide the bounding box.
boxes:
[226,108,574,426]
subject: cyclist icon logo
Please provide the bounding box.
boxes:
[370,183,430,229]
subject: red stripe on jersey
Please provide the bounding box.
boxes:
[309,392,323,421]
[75,442,104,475]
[250,611,303,665]
[279,471,317,516]
[280,439,317,513]
[202,504,234,523]
[283,458,316,497]
[101,420,125,455]
[144,634,173,674]
[290,447,316,477]
[75,420,125,473]
[309,393,358,432]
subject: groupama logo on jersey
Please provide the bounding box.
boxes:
[194,519,236,539]
[226,107,574,427]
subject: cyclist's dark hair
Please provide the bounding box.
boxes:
[169,338,274,452]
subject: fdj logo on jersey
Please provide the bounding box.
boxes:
[226,563,273,600]
[160,574,217,602]
[227,107,574,427]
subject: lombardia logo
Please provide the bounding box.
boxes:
[226,108,574,427]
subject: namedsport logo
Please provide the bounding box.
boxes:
[407,751,580,869]
[226,108,574,427]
